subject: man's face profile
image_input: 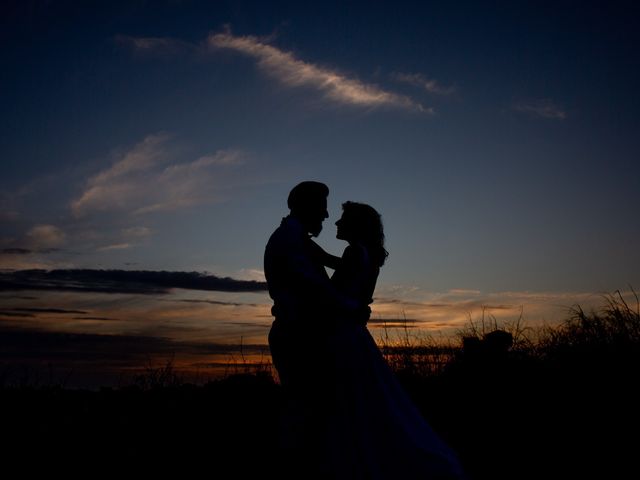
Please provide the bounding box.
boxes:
[303,197,328,237]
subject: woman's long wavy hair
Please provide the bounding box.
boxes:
[342,201,389,267]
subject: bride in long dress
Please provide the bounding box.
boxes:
[322,201,467,480]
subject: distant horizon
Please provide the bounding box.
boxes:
[2,273,636,389]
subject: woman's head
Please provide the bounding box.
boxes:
[335,201,389,267]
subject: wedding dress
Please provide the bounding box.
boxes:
[323,244,467,480]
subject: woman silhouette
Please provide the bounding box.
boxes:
[322,201,467,480]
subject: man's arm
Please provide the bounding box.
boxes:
[307,239,343,271]
[285,235,357,312]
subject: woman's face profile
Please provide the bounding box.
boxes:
[335,212,354,242]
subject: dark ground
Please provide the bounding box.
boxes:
[2,351,637,479]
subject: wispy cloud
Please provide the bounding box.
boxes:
[71,133,171,216]
[0,225,66,270]
[208,31,428,112]
[1,226,64,256]
[513,99,567,119]
[446,288,482,297]
[26,224,66,249]
[7,307,88,314]
[0,269,267,294]
[133,149,245,215]
[72,316,119,321]
[116,29,429,112]
[97,243,133,252]
[114,34,194,56]
[391,72,455,95]
[177,299,261,307]
[0,254,60,271]
[71,133,246,217]
[1,248,32,255]
[122,226,152,238]
[94,227,153,252]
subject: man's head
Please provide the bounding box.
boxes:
[287,181,329,237]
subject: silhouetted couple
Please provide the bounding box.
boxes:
[265,181,466,479]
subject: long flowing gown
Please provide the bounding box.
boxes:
[323,244,467,480]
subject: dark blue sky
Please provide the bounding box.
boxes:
[1,1,639,348]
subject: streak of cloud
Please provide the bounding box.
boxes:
[0,311,35,317]
[208,31,428,112]
[122,226,152,238]
[513,99,567,119]
[71,133,171,216]
[177,299,261,307]
[73,317,119,321]
[97,243,133,252]
[71,133,246,217]
[7,307,89,314]
[220,321,270,328]
[367,317,420,324]
[0,269,267,294]
[117,29,429,112]
[391,72,456,95]
[26,224,66,249]
[114,34,194,56]
[1,248,32,255]
[0,241,64,270]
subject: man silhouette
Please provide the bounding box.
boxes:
[264,181,362,474]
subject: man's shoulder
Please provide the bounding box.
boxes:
[267,217,304,247]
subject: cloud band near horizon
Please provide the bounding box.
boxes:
[0,269,267,294]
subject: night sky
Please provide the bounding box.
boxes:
[1,1,639,387]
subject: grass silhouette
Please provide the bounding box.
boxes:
[1,290,638,478]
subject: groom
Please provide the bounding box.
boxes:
[264,181,370,477]
[265,180,358,389]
